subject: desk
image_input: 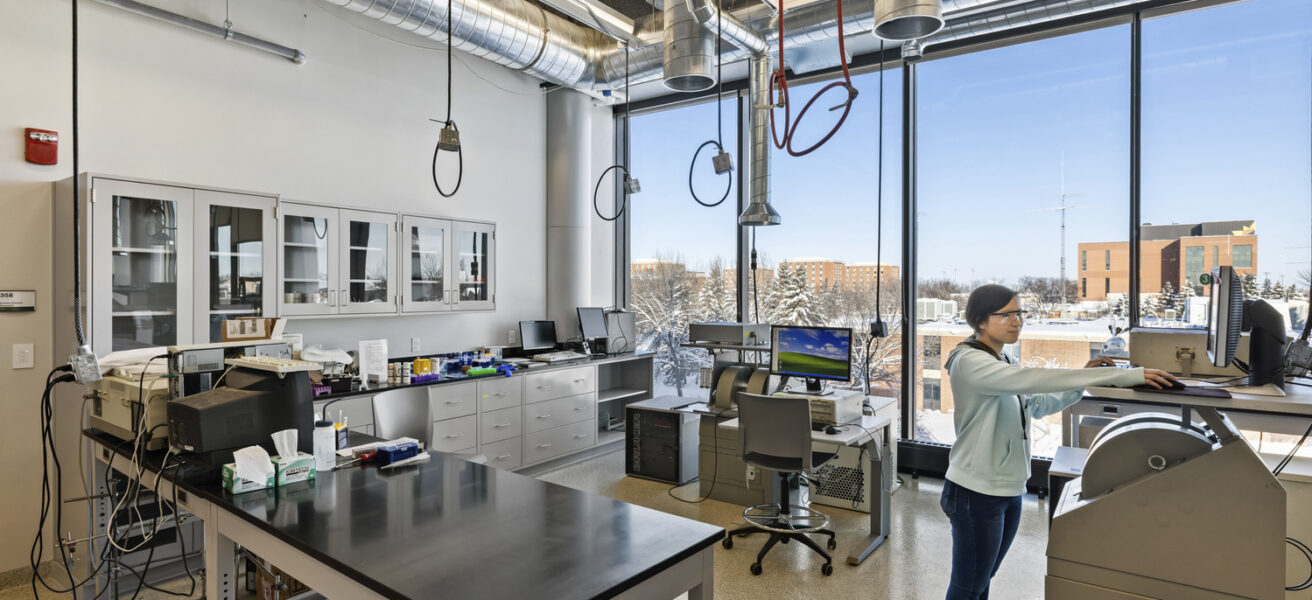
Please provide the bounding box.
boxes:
[716,415,893,566]
[84,429,721,600]
[1067,383,1312,448]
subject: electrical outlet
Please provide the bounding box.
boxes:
[12,343,33,369]
[411,337,421,353]
[746,466,757,481]
[508,329,518,345]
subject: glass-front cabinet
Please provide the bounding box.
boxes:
[278,203,398,317]
[400,216,494,313]
[195,190,276,342]
[339,209,397,315]
[91,179,194,353]
[278,203,338,317]
[452,220,495,311]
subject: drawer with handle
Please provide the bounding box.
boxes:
[478,377,523,412]
[480,405,523,443]
[430,415,478,453]
[429,381,477,421]
[525,366,595,404]
[523,392,594,434]
[480,437,522,471]
[523,419,595,465]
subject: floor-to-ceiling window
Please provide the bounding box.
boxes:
[916,26,1131,456]
[628,94,740,398]
[754,63,905,398]
[1140,0,1311,332]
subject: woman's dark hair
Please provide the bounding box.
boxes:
[965,284,1019,332]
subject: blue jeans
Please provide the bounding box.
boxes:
[940,479,1023,600]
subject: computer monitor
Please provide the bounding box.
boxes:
[577,307,608,341]
[519,320,557,352]
[1208,266,1288,388]
[770,325,852,393]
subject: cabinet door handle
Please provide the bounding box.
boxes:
[574,406,585,412]
[444,432,464,439]
[494,392,508,397]
[340,289,349,305]
[536,385,549,390]
[493,423,510,428]
[329,291,336,307]
[495,454,511,460]
[536,414,551,419]
[572,378,585,383]
[573,434,587,439]
[445,400,463,405]
[537,443,552,449]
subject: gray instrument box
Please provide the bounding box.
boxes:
[689,322,771,345]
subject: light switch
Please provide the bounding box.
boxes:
[12,343,34,369]
[411,337,421,352]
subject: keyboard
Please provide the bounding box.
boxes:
[225,356,322,375]
[531,351,588,363]
[1129,384,1232,399]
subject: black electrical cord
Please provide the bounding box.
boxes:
[1273,420,1312,476]
[688,141,732,207]
[667,407,732,503]
[594,44,634,221]
[687,1,732,208]
[1289,536,1312,591]
[31,369,90,599]
[72,0,85,347]
[431,0,463,198]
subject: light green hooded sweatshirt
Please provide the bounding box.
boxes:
[942,344,1145,496]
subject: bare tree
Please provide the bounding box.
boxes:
[630,254,707,396]
[918,277,966,301]
[1017,276,1072,319]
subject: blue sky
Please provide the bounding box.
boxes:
[630,0,1311,286]
[777,327,851,360]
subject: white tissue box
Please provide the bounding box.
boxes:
[223,463,273,494]
[272,452,316,487]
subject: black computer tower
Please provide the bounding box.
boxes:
[625,397,698,484]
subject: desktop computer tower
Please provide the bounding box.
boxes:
[625,397,698,484]
[604,311,637,354]
[811,444,874,513]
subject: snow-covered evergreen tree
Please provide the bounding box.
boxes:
[1141,294,1161,320]
[1260,278,1274,299]
[1241,273,1259,298]
[1272,281,1287,301]
[1160,281,1177,314]
[769,264,818,325]
[696,259,737,323]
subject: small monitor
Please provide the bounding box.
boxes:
[770,326,853,387]
[577,307,608,341]
[519,320,557,352]
[1206,266,1243,368]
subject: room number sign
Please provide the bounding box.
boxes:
[0,291,36,312]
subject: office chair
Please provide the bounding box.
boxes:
[722,392,839,576]
[371,388,432,444]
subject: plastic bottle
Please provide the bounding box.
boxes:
[314,420,336,471]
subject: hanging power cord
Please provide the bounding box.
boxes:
[668,407,732,503]
[865,42,889,395]
[72,0,84,348]
[594,44,640,221]
[1289,536,1312,591]
[31,366,85,599]
[769,0,858,157]
[431,0,463,198]
[1273,420,1312,477]
[688,0,733,207]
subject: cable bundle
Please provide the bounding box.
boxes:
[770,0,858,157]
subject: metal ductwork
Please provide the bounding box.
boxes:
[923,0,1141,47]
[686,0,769,56]
[663,0,718,91]
[739,55,781,226]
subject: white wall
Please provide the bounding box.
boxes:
[0,0,614,574]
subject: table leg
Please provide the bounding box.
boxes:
[688,546,715,600]
[204,506,237,600]
[848,422,892,565]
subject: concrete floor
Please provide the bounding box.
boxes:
[535,450,1051,600]
[3,449,1052,600]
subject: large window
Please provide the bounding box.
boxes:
[629,95,739,398]
[1140,0,1311,329]
[754,65,905,399]
[916,26,1131,456]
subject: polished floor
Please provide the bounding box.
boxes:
[5,450,1052,600]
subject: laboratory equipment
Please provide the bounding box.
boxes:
[770,326,853,394]
[1047,407,1285,598]
[689,322,771,345]
[87,373,172,450]
[167,366,314,455]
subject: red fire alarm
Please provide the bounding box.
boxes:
[25,128,58,165]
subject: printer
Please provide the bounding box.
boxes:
[167,365,314,455]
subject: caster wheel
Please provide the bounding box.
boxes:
[821,563,833,576]
[781,537,790,544]
[827,538,837,550]
[722,537,733,549]
[750,563,763,576]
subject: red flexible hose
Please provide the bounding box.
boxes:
[768,0,858,156]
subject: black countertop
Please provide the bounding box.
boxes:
[85,427,720,600]
[314,352,653,401]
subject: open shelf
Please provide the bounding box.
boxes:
[598,388,648,404]
[597,429,625,446]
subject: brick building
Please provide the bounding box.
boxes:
[1077,220,1257,301]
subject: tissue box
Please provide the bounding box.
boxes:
[272,452,316,487]
[222,463,273,495]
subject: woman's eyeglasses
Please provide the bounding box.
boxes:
[990,310,1026,322]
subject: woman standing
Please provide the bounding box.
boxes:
[940,284,1176,600]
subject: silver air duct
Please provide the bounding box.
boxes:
[874,0,944,41]
[739,55,780,226]
[664,0,718,91]
[923,0,1140,47]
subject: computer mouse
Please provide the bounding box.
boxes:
[823,425,840,435]
[1166,379,1186,390]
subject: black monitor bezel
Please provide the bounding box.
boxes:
[576,307,608,340]
[519,320,557,351]
[769,325,854,382]
[1206,266,1242,368]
